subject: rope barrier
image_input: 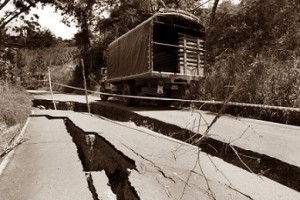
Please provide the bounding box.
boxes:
[51,82,300,112]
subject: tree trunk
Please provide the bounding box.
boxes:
[209,0,219,27]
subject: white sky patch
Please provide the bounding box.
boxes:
[30,5,78,39]
[203,0,241,7]
[227,0,240,4]
[1,3,77,40]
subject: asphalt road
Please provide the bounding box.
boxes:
[34,93,300,167]
[0,116,93,200]
[0,100,300,199]
[30,109,300,200]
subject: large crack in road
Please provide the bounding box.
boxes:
[64,118,140,200]
[32,99,300,192]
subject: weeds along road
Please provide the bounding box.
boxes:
[31,92,300,192]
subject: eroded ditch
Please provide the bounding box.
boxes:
[33,99,300,192]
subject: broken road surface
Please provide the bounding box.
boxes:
[135,109,300,168]
[33,93,300,168]
[2,109,297,199]
[0,116,94,200]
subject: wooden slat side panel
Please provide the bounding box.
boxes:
[178,33,205,76]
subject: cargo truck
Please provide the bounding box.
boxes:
[100,9,206,106]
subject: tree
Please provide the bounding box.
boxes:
[209,0,219,27]
[43,0,105,89]
[202,0,300,106]
[96,0,152,40]
[25,29,56,49]
[0,0,36,30]
[0,0,56,47]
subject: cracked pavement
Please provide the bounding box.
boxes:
[5,109,296,200]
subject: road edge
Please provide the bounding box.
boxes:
[0,111,33,176]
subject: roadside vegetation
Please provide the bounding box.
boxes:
[0,84,31,155]
[1,0,299,107]
[19,43,79,91]
[203,0,300,108]
[0,85,31,127]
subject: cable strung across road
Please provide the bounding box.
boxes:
[52,82,300,113]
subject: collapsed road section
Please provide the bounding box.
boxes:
[65,118,139,200]
[32,99,300,192]
[32,109,300,200]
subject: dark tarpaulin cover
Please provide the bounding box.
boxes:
[107,20,152,81]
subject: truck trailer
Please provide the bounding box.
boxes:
[100,9,206,105]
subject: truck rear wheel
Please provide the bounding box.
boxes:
[100,86,109,101]
[122,83,135,106]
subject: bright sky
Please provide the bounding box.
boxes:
[30,5,77,40]
[1,3,77,39]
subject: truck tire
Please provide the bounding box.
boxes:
[100,86,109,101]
[122,83,135,106]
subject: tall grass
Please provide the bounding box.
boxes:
[203,49,300,108]
[0,85,32,126]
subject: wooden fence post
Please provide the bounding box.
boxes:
[48,67,57,110]
[81,59,91,113]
